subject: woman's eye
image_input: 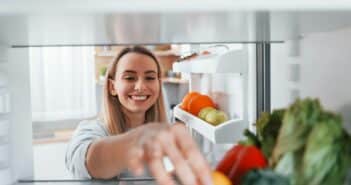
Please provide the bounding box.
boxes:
[124,76,136,81]
[145,77,156,81]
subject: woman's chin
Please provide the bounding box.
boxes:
[128,106,150,114]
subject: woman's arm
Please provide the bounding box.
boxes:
[86,123,212,185]
[85,128,141,179]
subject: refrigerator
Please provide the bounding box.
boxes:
[1,1,351,184]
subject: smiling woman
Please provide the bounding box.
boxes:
[103,46,166,134]
[65,46,213,185]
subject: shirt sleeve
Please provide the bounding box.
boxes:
[65,119,108,179]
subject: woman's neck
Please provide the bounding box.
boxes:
[122,109,145,128]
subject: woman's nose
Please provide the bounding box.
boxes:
[134,79,146,92]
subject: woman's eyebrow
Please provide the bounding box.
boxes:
[123,70,137,74]
[145,70,157,74]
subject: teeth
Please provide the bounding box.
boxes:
[131,95,148,100]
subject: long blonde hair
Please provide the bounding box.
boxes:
[102,46,167,135]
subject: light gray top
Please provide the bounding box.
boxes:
[65,119,154,180]
[65,88,171,179]
[65,119,109,179]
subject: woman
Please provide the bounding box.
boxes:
[65,46,212,185]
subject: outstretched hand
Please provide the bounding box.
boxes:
[126,123,213,185]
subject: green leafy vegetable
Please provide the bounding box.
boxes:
[241,169,290,185]
[256,109,285,160]
[239,129,261,147]
[263,98,351,185]
[302,112,351,185]
[272,98,322,166]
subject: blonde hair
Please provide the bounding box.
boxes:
[102,46,167,135]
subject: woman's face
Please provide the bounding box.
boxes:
[110,52,160,114]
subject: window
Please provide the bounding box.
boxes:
[29,47,96,122]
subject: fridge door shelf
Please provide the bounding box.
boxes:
[172,50,247,74]
[174,104,247,144]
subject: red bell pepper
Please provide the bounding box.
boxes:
[216,144,245,175]
[215,144,267,184]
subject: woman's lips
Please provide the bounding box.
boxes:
[129,95,150,101]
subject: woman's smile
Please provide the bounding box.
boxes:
[128,95,151,101]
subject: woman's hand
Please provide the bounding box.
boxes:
[126,123,213,185]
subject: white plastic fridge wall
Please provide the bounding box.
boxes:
[0,46,12,185]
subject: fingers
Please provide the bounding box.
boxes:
[144,135,175,185]
[149,158,175,185]
[171,124,213,185]
[157,130,198,185]
[134,123,212,185]
[127,147,145,176]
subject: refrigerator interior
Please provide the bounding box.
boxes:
[1,5,351,184]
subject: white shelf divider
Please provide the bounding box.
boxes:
[174,104,247,144]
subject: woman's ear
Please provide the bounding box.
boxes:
[108,79,118,96]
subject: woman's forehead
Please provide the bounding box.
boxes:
[117,52,158,72]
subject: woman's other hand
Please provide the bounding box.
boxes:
[127,123,213,185]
